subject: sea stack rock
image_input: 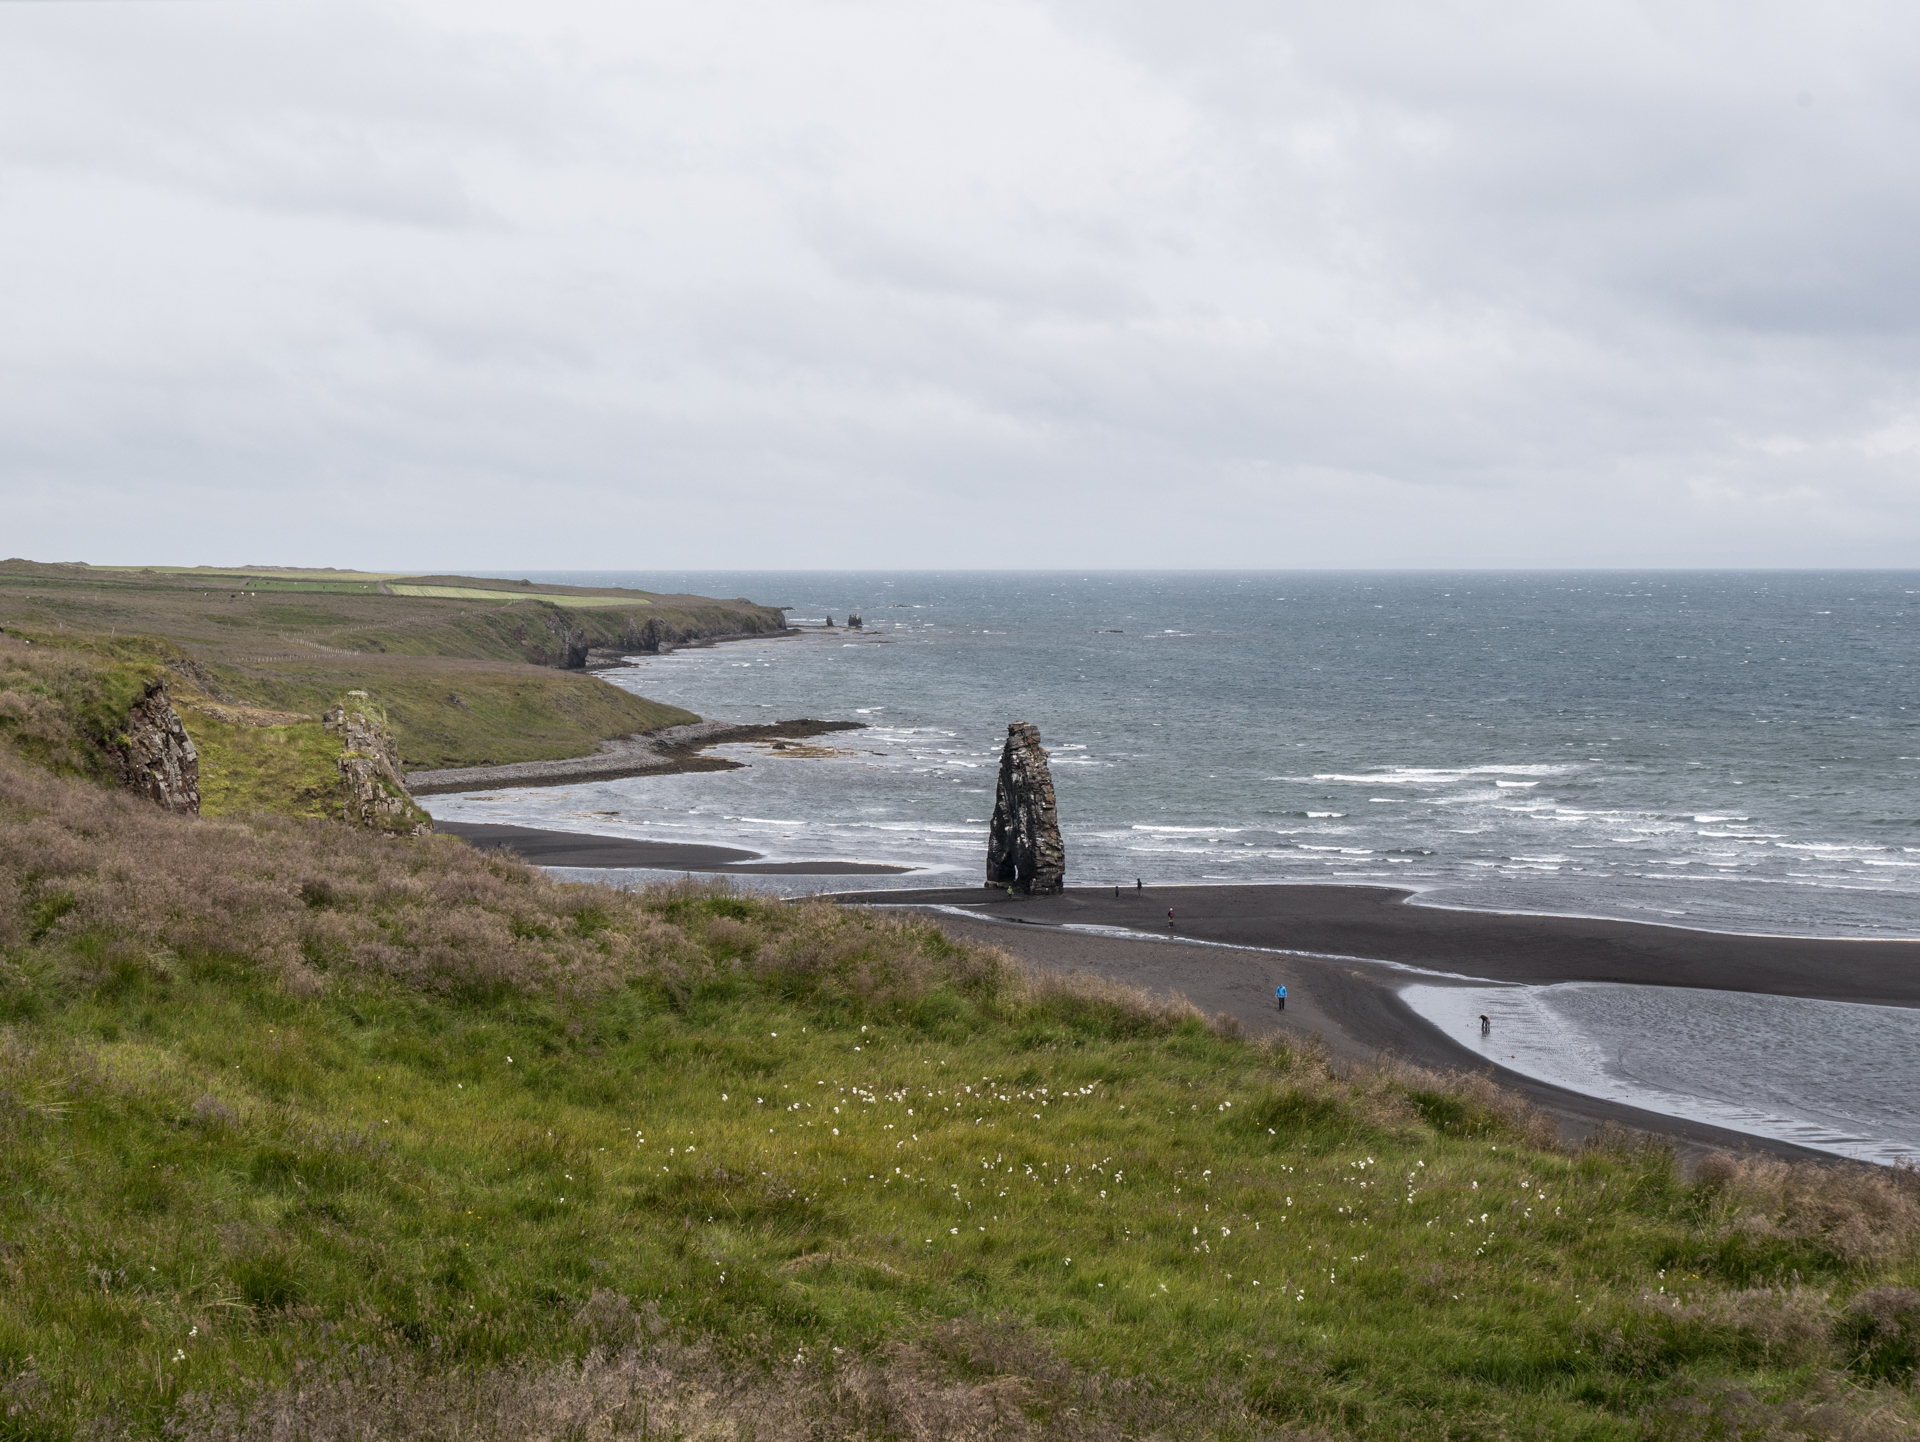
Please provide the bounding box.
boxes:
[986,721,1065,895]
[114,678,200,815]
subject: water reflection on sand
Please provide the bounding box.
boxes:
[1398,981,1920,1165]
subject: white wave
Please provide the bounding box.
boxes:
[1131,825,1246,834]
[1307,763,1574,786]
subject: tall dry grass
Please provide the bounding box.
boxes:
[147,1307,1330,1442]
[1695,1151,1920,1272]
[0,752,687,997]
[2,755,995,1015]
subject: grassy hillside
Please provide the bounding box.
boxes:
[0,624,698,783]
[0,633,166,786]
[179,654,697,772]
[0,561,768,770]
[0,562,783,671]
[2,754,1916,1440]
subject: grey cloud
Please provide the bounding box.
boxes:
[2,0,1918,568]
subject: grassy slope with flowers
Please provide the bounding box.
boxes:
[2,753,1920,1439]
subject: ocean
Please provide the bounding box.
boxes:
[418,571,1920,1161]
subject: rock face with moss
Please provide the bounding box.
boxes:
[986,721,1064,895]
[323,696,432,836]
[113,678,201,814]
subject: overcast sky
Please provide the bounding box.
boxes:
[3,1,1917,570]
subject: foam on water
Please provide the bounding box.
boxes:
[1398,982,1920,1165]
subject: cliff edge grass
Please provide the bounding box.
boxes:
[2,728,1918,1437]
[0,623,698,796]
[0,559,786,673]
[0,631,412,824]
[0,560,767,771]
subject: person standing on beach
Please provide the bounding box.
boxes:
[1167,907,1175,928]
[1276,985,1287,1012]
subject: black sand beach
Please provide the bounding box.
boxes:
[833,884,1920,1161]
[851,884,1920,1005]
[437,821,913,875]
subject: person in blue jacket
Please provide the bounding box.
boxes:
[1276,984,1287,1012]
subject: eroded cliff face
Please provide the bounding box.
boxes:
[986,720,1065,895]
[323,696,433,836]
[115,678,201,815]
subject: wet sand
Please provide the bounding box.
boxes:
[437,822,913,875]
[408,719,864,796]
[839,885,1920,1162]
[853,884,1920,1004]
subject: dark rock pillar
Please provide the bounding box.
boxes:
[986,721,1065,895]
[324,695,434,836]
[114,679,200,814]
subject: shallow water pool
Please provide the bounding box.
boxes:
[1398,981,1920,1165]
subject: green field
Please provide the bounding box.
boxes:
[386,585,651,607]
[0,561,778,775]
[88,567,410,583]
[2,747,1916,1441]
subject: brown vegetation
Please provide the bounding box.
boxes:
[148,1314,1329,1442]
[1696,1151,1920,1273]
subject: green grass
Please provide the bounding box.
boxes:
[3,771,1915,1440]
[191,717,344,819]
[386,585,650,607]
[0,635,169,784]
[1,626,700,786]
[0,561,783,769]
[198,663,696,771]
[0,562,780,673]
[80,567,410,583]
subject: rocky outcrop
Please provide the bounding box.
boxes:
[986,721,1065,895]
[623,616,666,654]
[323,694,432,836]
[510,609,592,669]
[114,678,200,814]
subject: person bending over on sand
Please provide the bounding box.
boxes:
[1479,1013,1491,1036]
